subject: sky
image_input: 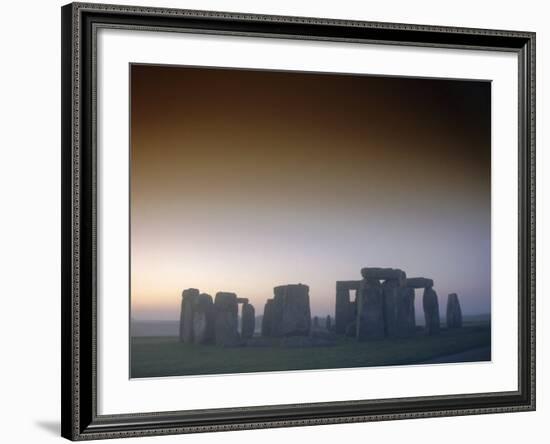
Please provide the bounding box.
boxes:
[130,64,491,321]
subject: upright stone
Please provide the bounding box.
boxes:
[382,279,401,337]
[326,315,332,331]
[214,292,240,346]
[192,293,215,344]
[335,281,359,335]
[271,289,285,337]
[179,288,200,343]
[446,293,463,328]
[423,287,441,335]
[357,279,385,340]
[261,299,274,337]
[396,286,416,337]
[279,284,311,336]
[241,303,256,339]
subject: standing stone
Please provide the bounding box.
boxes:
[261,299,274,337]
[345,320,357,337]
[396,286,416,337]
[446,293,463,328]
[192,293,215,344]
[278,284,311,336]
[357,279,385,340]
[270,290,285,337]
[326,315,332,331]
[179,288,200,343]
[335,281,360,335]
[423,287,441,335]
[382,279,401,337]
[241,303,256,339]
[214,292,240,346]
[312,316,319,328]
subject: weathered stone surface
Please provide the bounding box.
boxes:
[179,288,200,343]
[357,279,385,340]
[361,268,406,285]
[396,286,416,337]
[214,292,240,346]
[326,315,332,331]
[446,293,463,328]
[278,284,311,337]
[382,279,401,337]
[345,320,357,337]
[241,302,256,339]
[192,293,215,344]
[236,297,249,304]
[335,281,360,334]
[406,277,434,289]
[261,299,274,337]
[423,287,441,335]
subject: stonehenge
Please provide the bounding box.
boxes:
[179,288,256,346]
[337,268,455,341]
[446,293,463,328]
[179,269,461,348]
[262,284,311,337]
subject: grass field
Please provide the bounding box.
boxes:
[130,321,491,378]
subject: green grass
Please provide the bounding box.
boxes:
[130,322,491,378]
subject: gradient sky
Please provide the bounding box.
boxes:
[130,64,491,321]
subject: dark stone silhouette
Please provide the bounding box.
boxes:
[179,288,200,343]
[312,316,319,328]
[345,320,357,337]
[279,284,311,336]
[382,279,402,337]
[361,268,406,286]
[214,292,240,346]
[423,287,441,335]
[335,269,447,340]
[192,293,215,344]
[261,299,274,337]
[406,277,440,335]
[406,277,434,289]
[262,284,311,337]
[396,286,416,337]
[241,302,256,339]
[446,293,463,328]
[335,280,360,334]
[357,279,385,340]
[326,315,332,331]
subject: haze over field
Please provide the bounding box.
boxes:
[130,64,491,321]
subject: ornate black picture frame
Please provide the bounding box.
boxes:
[61,2,535,440]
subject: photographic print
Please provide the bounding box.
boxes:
[129,64,491,379]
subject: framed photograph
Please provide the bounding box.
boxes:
[61,2,536,440]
